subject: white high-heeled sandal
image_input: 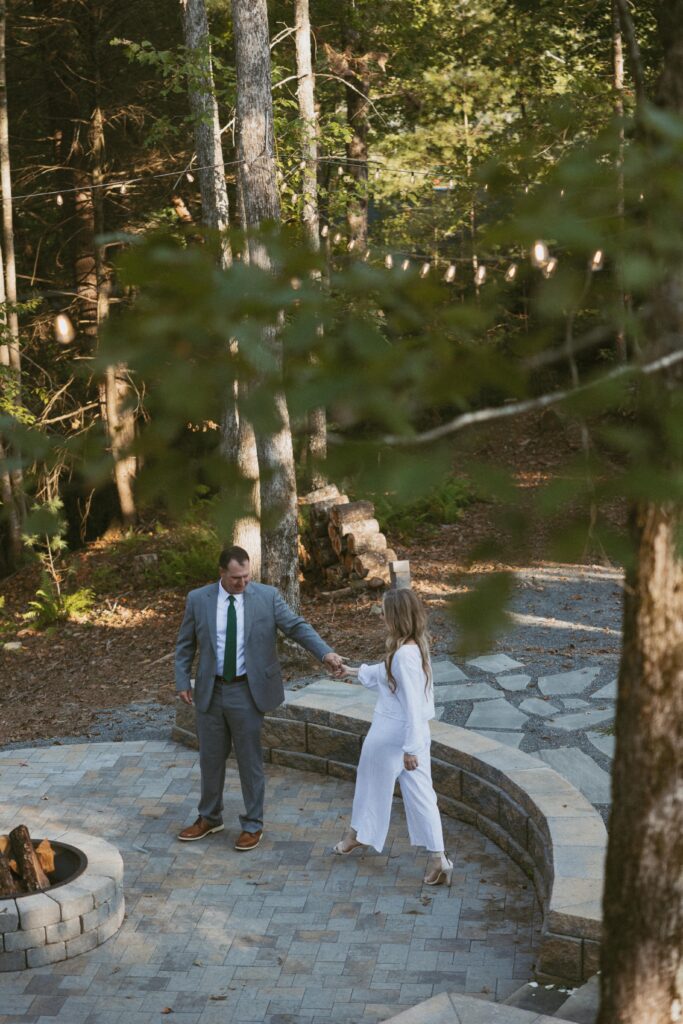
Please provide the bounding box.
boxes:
[332,828,368,855]
[423,852,453,886]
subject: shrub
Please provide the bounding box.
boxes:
[371,477,472,542]
[22,578,95,629]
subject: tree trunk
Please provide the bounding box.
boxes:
[612,0,627,362]
[598,7,683,1021]
[295,0,327,487]
[599,505,683,1024]
[231,0,300,608]
[181,0,263,561]
[91,103,138,527]
[221,388,262,579]
[341,11,369,248]
[179,0,232,268]
[0,0,25,549]
[0,1,19,379]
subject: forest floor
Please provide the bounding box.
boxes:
[0,409,626,749]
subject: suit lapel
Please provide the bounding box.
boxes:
[243,586,255,645]
[206,583,219,654]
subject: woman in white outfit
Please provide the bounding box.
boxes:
[333,589,453,886]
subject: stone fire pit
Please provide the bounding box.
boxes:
[0,830,124,971]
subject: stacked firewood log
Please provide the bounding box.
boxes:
[0,825,54,897]
[300,484,395,589]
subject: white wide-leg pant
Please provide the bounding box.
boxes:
[351,713,445,853]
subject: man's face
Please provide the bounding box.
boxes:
[219,559,251,594]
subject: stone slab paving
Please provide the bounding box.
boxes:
[494,676,532,693]
[0,741,541,1024]
[535,749,612,805]
[466,701,529,731]
[422,566,624,817]
[537,669,600,698]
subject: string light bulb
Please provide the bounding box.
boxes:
[590,249,604,271]
[119,184,127,195]
[374,169,381,180]
[290,277,302,290]
[474,264,487,286]
[320,224,329,238]
[363,249,371,261]
[401,259,410,271]
[420,262,430,278]
[332,232,342,245]
[444,264,456,283]
[531,240,550,268]
[410,172,416,184]
[299,160,307,170]
[337,165,344,177]
[543,257,558,278]
[56,194,64,207]
[54,313,75,344]
[347,239,356,252]
[448,179,454,189]
[384,254,394,269]
[186,172,195,183]
[505,263,518,282]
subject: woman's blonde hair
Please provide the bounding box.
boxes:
[382,588,432,693]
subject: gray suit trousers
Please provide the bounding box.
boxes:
[195,678,265,833]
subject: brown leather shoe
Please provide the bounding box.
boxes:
[234,829,262,851]
[177,816,224,842]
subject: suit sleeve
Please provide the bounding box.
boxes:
[273,591,333,662]
[393,650,428,755]
[175,594,197,692]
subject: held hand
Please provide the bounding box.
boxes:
[178,689,193,706]
[403,753,418,771]
[323,652,347,678]
[339,659,359,678]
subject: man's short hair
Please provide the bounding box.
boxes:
[219,546,251,569]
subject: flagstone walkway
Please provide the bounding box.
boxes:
[0,741,541,1024]
[422,564,622,817]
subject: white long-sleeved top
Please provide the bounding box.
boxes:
[357,644,435,755]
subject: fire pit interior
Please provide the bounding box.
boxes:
[0,825,86,897]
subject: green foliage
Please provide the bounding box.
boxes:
[22,578,95,630]
[141,523,218,588]
[370,477,472,541]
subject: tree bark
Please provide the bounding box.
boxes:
[598,7,683,1022]
[0,0,25,552]
[179,0,232,268]
[295,0,327,487]
[612,0,627,362]
[231,0,300,608]
[599,505,683,1024]
[341,9,369,249]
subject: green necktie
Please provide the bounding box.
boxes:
[222,595,237,681]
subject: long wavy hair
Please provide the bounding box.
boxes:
[383,588,432,694]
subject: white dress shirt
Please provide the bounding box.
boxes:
[216,584,246,677]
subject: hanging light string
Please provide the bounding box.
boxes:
[6,149,613,206]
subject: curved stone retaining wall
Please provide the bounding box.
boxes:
[173,679,606,984]
[0,831,124,971]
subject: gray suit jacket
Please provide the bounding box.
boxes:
[175,581,333,713]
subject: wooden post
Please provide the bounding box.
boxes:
[389,559,411,589]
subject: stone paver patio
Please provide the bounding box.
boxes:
[0,741,541,1024]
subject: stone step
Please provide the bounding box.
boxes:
[382,991,569,1024]
[554,975,600,1023]
[503,981,570,1016]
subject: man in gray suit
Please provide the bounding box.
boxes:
[175,545,345,850]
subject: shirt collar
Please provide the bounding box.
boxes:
[218,582,244,603]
